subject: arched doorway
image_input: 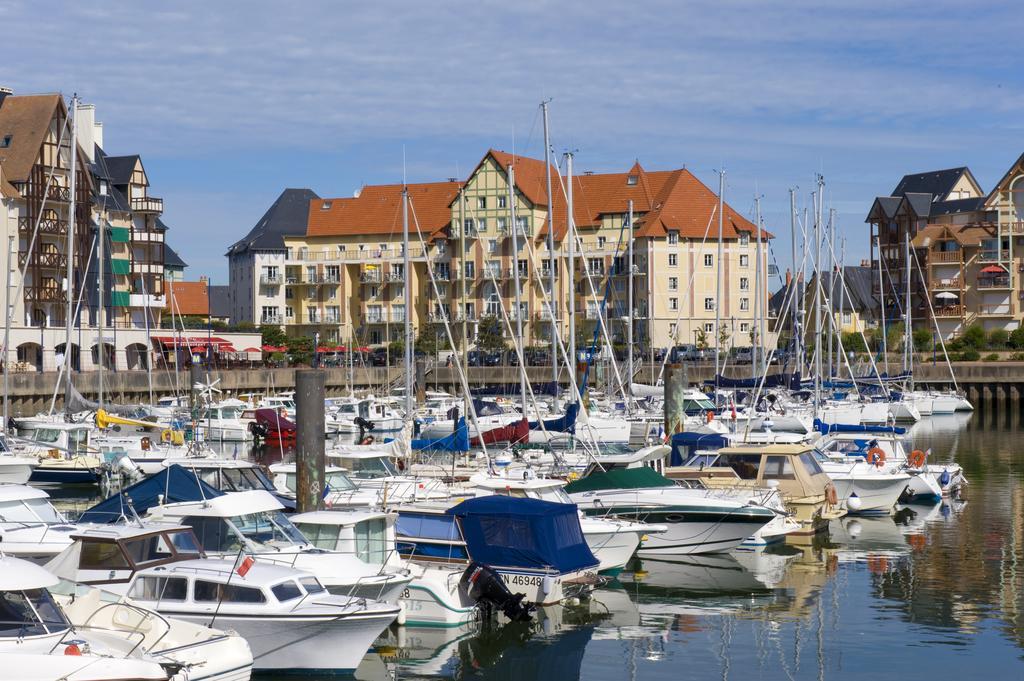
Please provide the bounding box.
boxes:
[125,343,149,371]
[91,342,116,370]
[16,342,42,372]
[54,343,80,372]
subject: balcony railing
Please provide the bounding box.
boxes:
[433,269,451,281]
[261,314,282,325]
[131,196,163,214]
[978,251,1002,262]
[19,251,67,269]
[384,271,404,282]
[930,250,963,263]
[19,216,67,235]
[260,275,282,285]
[365,312,385,324]
[979,304,1012,316]
[46,185,71,202]
[930,278,961,290]
[360,271,381,283]
[977,277,1011,289]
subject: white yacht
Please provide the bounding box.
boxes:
[0,485,79,562]
[269,462,451,507]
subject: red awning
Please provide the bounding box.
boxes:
[980,265,1007,274]
[152,336,233,349]
[221,345,238,353]
[243,347,262,353]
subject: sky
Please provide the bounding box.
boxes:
[1,0,1022,284]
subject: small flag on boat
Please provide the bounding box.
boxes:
[234,553,255,578]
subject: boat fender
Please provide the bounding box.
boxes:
[908,449,927,468]
[141,437,151,451]
[825,483,838,506]
[396,601,407,626]
[706,410,714,423]
[866,446,886,467]
[846,493,862,512]
[541,575,555,596]
[940,469,951,487]
[161,429,173,444]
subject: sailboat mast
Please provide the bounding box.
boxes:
[402,184,412,416]
[507,164,527,415]
[715,170,724,399]
[97,211,105,408]
[541,101,557,409]
[826,209,834,382]
[627,199,634,402]
[789,189,799,377]
[63,95,78,416]
[754,196,762,381]
[566,152,576,385]
[813,179,823,411]
[904,225,912,378]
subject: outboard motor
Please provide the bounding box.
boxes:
[354,416,375,444]
[460,562,535,622]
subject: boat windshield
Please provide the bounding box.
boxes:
[336,456,398,479]
[531,486,574,505]
[230,510,307,547]
[0,498,65,524]
[222,467,271,492]
[682,453,719,468]
[0,589,69,636]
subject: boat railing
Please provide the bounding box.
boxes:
[76,600,174,657]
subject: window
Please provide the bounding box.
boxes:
[300,577,325,595]
[704,254,713,267]
[79,541,129,569]
[670,297,678,311]
[598,236,606,249]
[122,534,176,566]
[0,589,68,637]
[668,277,678,291]
[740,298,749,311]
[321,201,332,210]
[704,322,714,332]
[497,217,508,232]
[477,197,487,209]
[740,322,749,332]
[704,298,715,311]
[740,277,749,291]
[296,522,340,550]
[668,253,678,267]
[717,453,762,480]
[516,216,529,231]
[763,456,796,480]
[194,581,266,604]
[627,174,638,186]
[477,218,487,232]
[739,232,749,246]
[498,196,507,209]
[355,517,388,564]
[668,231,679,245]
[740,254,749,267]
[181,517,242,553]
[669,322,677,336]
[129,576,188,602]
[842,312,852,325]
[463,218,475,233]
[464,262,475,279]
[0,135,11,149]
[271,581,303,602]
[587,257,604,275]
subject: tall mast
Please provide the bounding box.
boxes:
[508,164,527,415]
[97,211,105,408]
[458,191,468,413]
[715,170,724,399]
[838,236,847,376]
[877,234,889,374]
[754,195,762,381]
[63,95,78,417]
[2,232,12,426]
[789,189,799,376]
[904,224,912,378]
[826,208,834,382]
[627,199,634,403]
[813,177,824,411]
[541,101,557,409]
[402,183,412,416]
[566,152,576,389]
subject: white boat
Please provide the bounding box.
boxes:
[462,470,666,574]
[814,453,911,515]
[291,509,478,627]
[198,400,254,442]
[144,490,413,602]
[11,422,104,485]
[0,652,168,680]
[0,437,40,483]
[0,485,79,562]
[269,462,450,507]
[327,397,405,434]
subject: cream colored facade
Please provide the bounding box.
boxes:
[277,152,773,355]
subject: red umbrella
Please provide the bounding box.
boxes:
[980,265,1007,274]
[243,347,262,353]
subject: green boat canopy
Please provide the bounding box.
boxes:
[564,466,677,494]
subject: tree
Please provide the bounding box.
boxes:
[718,325,731,350]
[1009,327,1024,350]
[695,329,709,350]
[260,324,287,347]
[961,323,986,349]
[912,328,933,352]
[988,328,1009,349]
[475,316,508,353]
[285,335,312,365]
[841,331,867,353]
[415,324,451,356]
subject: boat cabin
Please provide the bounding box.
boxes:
[291,510,394,565]
[327,452,400,480]
[0,556,69,639]
[669,444,832,499]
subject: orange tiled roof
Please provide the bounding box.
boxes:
[307,181,461,239]
[164,281,209,316]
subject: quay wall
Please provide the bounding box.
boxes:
[3,361,1021,416]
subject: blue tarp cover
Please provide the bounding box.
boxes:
[529,402,579,433]
[447,495,598,574]
[412,417,470,451]
[669,431,729,466]
[79,464,223,524]
[812,418,906,435]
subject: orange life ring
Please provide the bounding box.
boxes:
[825,482,838,506]
[141,437,151,451]
[908,449,927,468]
[866,446,886,467]
[706,410,714,423]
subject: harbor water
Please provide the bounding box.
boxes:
[54,411,1023,680]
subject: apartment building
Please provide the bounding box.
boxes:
[225,188,319,326]
[266,149,771,352]
[867,155,1024,338]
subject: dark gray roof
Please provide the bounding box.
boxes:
[822,266,876,314]
[208,285,231,318]
[226,188,319,256]
[875,197,901,220]
[901,193,934,219]
[154,217,169,232]
[93,184,131,213]
[164,243,187,269]
[892,167,969,200]
[103,155,139,185]
[929,196,986,217]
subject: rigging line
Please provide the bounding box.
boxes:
[47,231,98,415]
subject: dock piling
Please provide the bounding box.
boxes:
[295,369,326,513]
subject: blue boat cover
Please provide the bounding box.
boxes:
[529,401,579,433]
[472,381,559,398]
[669,431,729,465]
[412,417,470,452]
[447,495,598,574]
[812,418,906,436]
[78,464,223,524]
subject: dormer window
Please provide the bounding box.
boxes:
[321,201,332,210]
[99,180,108,196]
[627,175,638,186]
[0,134,11,148]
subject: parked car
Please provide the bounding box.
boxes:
[669,344,700,362]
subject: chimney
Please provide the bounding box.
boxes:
[74,104,97,163]
[199,275,209,284]
[860,259,870,268]
[0,86,12,105]
[785,268,792,287]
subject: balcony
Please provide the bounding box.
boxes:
[364,311,385,324]
[428,311,450,323]
[453,224,479,239]
[977,276,1011,289]
[324,314,341,324]
[433,269,451,282]
[306,314,323,324]
[454,311,478,322]
[384,271,405,283]
[930,278,961,291]
[261,314,283,325]
[131,196,163,214]
[129,293,164,308]
[360,271,382,284]
[260,274,282,286]
[979,304,1012,316]
[978,251,1002,262]
[45,185,71,202]
[582,308,602,320]
[18,251,66,269]
[930,250,963,264]
[19,216,67,235]
[25,285,64,303]
[390,310,406,323]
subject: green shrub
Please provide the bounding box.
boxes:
[841,332,867,353]
[961,323,986,349]
[960,348,981,361]
[983,353,1000,361]
[912,328,933,352]
[947,337,964,352]
[1010,352,1024,361]
[1009,327,1024,349]
[988,329,1010,349]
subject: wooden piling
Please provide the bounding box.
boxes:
[295,369,326,513]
